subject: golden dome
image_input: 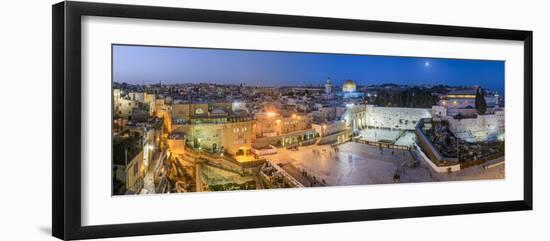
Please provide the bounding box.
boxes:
[342,79,357,93]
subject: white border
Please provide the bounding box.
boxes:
[82,16,524,226]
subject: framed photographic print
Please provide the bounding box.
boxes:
[52,1,533,240]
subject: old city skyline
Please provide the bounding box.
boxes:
[113,45,505,94]
[112,44,505,195]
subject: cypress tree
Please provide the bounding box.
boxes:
[475,87,487,115]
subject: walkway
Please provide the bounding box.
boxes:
[143,150,167,194]
[195,164,204,192]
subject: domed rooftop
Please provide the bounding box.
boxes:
[342,79,357,93]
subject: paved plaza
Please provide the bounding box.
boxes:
[267,142,504,187]
[268,142,430,186]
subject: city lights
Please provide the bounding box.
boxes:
[112,45,505,196]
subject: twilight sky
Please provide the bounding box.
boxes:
[113,44,505,94]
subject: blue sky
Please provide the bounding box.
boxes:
[113,44,505,94]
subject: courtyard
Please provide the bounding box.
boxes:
[267,141,504,187]
[268,142,431,186]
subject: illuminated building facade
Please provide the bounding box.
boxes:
[114,98,137,118]
[343,104,368,132]
[177,117,254,156]
[253,112,316,147]
[170,102,254,157]
[113,89,158,119]
[254,112,312,137]
[438,88,477,109]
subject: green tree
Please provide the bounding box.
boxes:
[475,87,487,115]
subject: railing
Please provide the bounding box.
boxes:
[263,160,304,188]
[202,159,246,176]
[125,177,144,194]
[412,143,461,173]
[354,138,410,150]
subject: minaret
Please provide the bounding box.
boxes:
[325,78,332,95]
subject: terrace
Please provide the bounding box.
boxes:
[416,118,504,167]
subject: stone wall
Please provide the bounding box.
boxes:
[365,105,432,130]
[445,110,504,143]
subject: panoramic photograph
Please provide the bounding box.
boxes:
[111,44,505,195]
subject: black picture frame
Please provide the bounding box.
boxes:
[52,1,533,240]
